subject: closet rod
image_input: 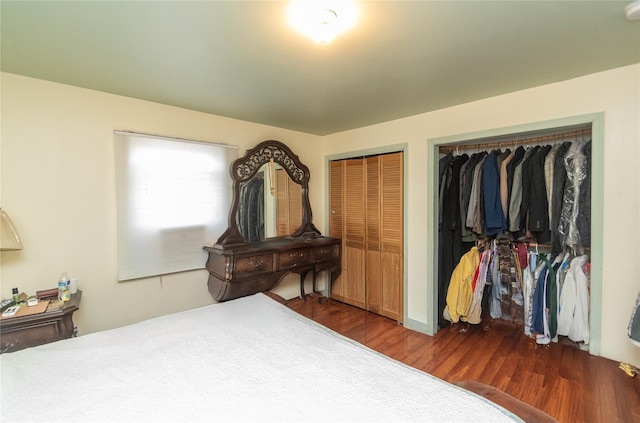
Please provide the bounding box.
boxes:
[439,128,591,154]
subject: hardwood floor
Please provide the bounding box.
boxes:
[286,295,640,423]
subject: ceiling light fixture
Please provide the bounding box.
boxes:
[626,0,640,20]
[288,0,359,44]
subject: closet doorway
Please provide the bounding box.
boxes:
[328,150,405,323]
[427,113,603,356]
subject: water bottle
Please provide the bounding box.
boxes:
[58,272,71,301]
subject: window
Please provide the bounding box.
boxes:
[114,131,238,281]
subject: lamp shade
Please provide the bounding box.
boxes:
[0,209,23,251]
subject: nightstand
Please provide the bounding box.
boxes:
[0,290,82,353]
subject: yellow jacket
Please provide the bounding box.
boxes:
[443,246,480,323]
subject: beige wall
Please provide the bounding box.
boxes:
[2,65,639,366]
[322,64,640,366]
[0,73,323,334]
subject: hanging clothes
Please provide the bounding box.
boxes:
[508,147,536,233]
[515,146,540,240]
[466,156,487,233]
[437,130,592,339]
[523,252,539,336]
[482,152,507,236]
[443,246,481,324]
[532,254,555,345]
[499,148,515,218]
[544,143,562,222]
[550,142,572,254]
[465,248,492,324]
[559,140,588,252]
[557,254,590,344]
[527,145,552,244]
[490,241,502,319]
[460,153,486,243]
[505,146,526,228]
[577,140,592,247]
[496,238,523,323]
[438,154,470,328]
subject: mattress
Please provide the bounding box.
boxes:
[0,293,521,422]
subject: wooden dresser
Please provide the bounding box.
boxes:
[0,291,82,353]
[204,237,341,301]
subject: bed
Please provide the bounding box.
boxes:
[1,293,528,422]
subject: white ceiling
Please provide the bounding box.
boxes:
[2,1,639,136]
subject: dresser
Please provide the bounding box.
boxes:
[204,237,341,301]
[0,291,82,353]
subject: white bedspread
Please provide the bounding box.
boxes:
[0,294,520,422]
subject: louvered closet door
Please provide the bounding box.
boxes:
[342,158,367,309]
[329,160,347,300]
[379,152,403,322]
[329,152,403,322]
[365,156,382,314]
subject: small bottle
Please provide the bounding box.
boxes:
[58,272,71,301]
[12,287,19,304]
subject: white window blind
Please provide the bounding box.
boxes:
[114,131,238,281]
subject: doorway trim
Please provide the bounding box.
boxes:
[426,113,604,356]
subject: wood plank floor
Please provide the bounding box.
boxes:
[286,295,640,423]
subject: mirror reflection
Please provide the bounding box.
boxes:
[236,163,302,241]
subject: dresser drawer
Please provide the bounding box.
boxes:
[278,249,313,270]
[234,254,274,278]
[314,244,340,262]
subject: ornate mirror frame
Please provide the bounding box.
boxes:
[215,140,320,248]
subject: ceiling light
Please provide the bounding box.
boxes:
[626,0,640,20]
[288,0,359,44]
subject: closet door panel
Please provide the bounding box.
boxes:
[380,152,403,322]
[366,250,382,314]
[329,161,346,300]
[366,156,381,251]
[381,153,403,255]
[338,158,367,307]
[344,246,366,309]
[329,152,403,322]
[366,156,382,313]
[381,251,402,321]
[345,159,366,250]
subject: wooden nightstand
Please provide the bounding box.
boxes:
[0,291,82,353]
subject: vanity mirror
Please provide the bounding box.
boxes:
[204,140,341,301]
[215,140,320,247]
